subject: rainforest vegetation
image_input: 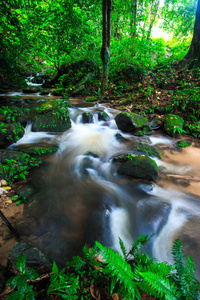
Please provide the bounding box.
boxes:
[0,0,200,299]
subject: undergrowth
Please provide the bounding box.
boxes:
[4,235,200,300]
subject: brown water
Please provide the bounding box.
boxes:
[1,91,200,278]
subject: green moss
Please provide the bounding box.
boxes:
[177,140,192,148]
[164,114,184,137]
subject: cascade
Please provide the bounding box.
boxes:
[9,105,200,278]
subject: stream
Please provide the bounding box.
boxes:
[1,91,200,278]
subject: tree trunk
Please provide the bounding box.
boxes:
[130,0,137,38]
[147,0,159,40]
[101,0,112,97]
[183,0,200,68]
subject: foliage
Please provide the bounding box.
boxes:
[0,154,42,184]
[4,236,200,300]
[5,255,39,300]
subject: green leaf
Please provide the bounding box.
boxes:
[17,276,28,294]
[24,269,39,280]
[5,290,23,300]
[52,261,59,274]
[16,255,26,273]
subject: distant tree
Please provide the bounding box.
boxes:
[101,0,112,97]
[184,0,200,67]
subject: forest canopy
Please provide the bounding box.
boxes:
[0,0,198,87]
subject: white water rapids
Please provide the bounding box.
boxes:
[12,105,200,277]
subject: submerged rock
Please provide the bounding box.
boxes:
[118,155,158,181]
[164,114,184,137]
[115,112,148,133]
[7,242,52,275]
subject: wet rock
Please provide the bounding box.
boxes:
[136,199,171,247]
[134,124,152,136]
[0,150,41,166]
[51,88,65,96]
[7,242,52,275]
[115,133,129,143]
[176,139,192,148]
[82,112,93,123]
[37,99,63,114]
[39,89,50,95]
[118,155,159,181]
[115,112,148,134]
[149,116,163,129]
[16,183,35,200]
[0,123,24,146]
[164,114,184,137]
[32,111,71,132]
[98,111,110,121]
[12,143,58,155]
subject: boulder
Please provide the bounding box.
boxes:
[0,122,24,146]
[117,155,158,181]
[7,242,52,275]
[32,109,71,132]
[82,112,93,123]
[115,112,148,133]
[98,111,110,121]
[164,114,184,137]
[16,183,35,200]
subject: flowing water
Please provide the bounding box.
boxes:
[4,101,200,277]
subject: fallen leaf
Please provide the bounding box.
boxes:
[112,293,119,300]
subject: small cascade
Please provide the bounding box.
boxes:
[11,104,200,275]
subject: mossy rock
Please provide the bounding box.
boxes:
[177,140,192,148]
[118,154,158,181]
[0,122,24,144]
[115,112,148,133]
[82,112,93,123]
[37,100,63,114]
[0,149,42,166]
[16,183,35,200]
[32,111,71,132]
[86,96,99,102]
[98,111,110,121]
[39,89,50,95]
[51,88,65,96]
[164,114,184,137]
[12,143,58,155]
[7,242,52,275]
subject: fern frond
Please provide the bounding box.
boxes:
[172,239,184,276]
[95,241,141,300]
[137,261,174,278]
[138,271,180,300]
[130,234,149,257]
[119,237,127,258]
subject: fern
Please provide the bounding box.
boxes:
[119,237,127,258]
[172,239,200,300]
[138,271,180,300]
[95,241,141,300]
[172,239,185,277]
